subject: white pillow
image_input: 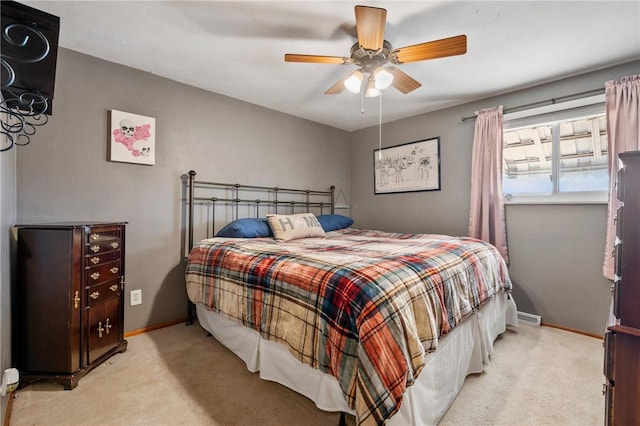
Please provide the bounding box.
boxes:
[266,213,325,241]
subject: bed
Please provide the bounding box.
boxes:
[183,171,517,425]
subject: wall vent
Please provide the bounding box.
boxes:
[517,311,541,326]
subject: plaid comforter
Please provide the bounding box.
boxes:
[185,228,511,425]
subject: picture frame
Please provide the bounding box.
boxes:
[109,110,155,165]
[374,137,441,194]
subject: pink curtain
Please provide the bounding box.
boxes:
[603,74,640,280]
[469,106,509,262]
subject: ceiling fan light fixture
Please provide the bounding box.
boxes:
[344,70,364,93]
[284,6,468,98]
[373,67,393,90]
[365,78,382,97]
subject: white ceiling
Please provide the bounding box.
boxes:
[24,1,640,131]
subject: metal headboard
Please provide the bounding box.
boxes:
[184,170,335,324]
[187,170,335,251]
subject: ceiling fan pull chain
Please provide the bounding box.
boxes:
[378,94,382,160]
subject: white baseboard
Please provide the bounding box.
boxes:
[517,311,541,326]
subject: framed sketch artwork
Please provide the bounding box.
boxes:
[374,137,441,194]
[109,110,155,165]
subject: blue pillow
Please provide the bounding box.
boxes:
[215,218,273,238]
[316,214,354,232]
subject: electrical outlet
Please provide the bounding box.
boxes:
[0,368,19,396]
[130,289,142,306]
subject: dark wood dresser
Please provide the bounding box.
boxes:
[13,222,128,389]
[604,151,640,425]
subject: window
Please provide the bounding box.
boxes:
[502,99,608,203]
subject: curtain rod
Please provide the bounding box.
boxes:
[460,87,605,122]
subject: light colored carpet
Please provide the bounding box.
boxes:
[9,322,604,426]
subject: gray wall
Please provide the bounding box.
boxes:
[1,140,16,424]
[350,59,640,336]
[15,48,350,333]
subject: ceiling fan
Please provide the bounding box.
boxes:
[284,5,467,96]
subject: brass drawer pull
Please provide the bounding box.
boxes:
[73,291,80,309]
[91,245,100,253]
[90,233,100,241]
[109,284,118,292]
[91,256,100,264]
[105,318,112,335]
[110,242,119,249]
[97,321,104,338]
[90,272,100,280]
[110,267,119,274]
[90,291,100,300]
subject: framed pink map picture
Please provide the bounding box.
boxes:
[109,110,155,165]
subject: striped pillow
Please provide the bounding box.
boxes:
[266,213,325,241]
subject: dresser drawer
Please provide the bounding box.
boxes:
[87,239,121,254]
[616,165,624,203]
[86,227,121,243]
[86,260,121,285]
[85,251,120,267]
[604,331,615,380]
[612,279,621,319]
[87,280,121,307]
[86,227,122,254]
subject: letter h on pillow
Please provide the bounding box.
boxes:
[267,213,325,241]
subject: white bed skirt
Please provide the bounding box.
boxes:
[196,293,518,425]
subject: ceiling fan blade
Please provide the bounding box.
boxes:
[284,54,347,64]
[394,35,467,64]
[325,78,346,95]
[387,66,422,94]
[355,5,386,51]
